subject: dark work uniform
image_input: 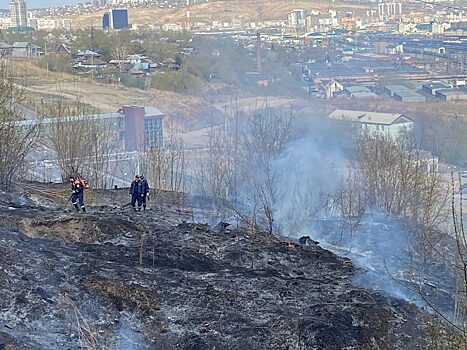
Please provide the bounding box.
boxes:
[130,179,144,210]
[141,178,150,210]
[71,180,85,212]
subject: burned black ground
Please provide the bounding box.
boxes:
[0,183,450,349]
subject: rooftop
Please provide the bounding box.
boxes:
[350,91,378,98]
[394,90,424,98]
[12,42,31,48]
[436,89,467,96]
[345,86,371,93]
[328,109,413,125]
[423,82,451,89]
[15,112,122,128]
[384,85,412,92]
[144,106,164,117]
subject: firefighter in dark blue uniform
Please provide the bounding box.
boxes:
[69,176,86,212]
[140,175,150,211]
[129,175,144,211]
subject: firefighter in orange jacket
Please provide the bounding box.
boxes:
[69,176,86,212]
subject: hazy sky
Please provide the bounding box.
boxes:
[0,0,77,9]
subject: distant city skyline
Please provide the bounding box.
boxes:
[1,0,78,10]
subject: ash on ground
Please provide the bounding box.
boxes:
[0,183,453,349]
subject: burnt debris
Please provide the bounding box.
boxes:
[0,184,449,349]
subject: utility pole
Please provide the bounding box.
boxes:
[256,32,261,72]
[90,19,94,49]
[90,19,95,80]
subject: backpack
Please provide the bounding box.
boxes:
[79,178,90,189]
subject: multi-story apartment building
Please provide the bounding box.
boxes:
[0,17,12,29]
[9,0,27,28]
[29,18,72,31]
[288,9,308,30]
[378,0,402,18]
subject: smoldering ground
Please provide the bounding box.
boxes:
[270,114,458,317]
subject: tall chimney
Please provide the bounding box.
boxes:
[256,32,261,71]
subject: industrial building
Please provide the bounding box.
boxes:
[393,90,426,103]
[304,58,427,84]
[435,89,467,101]
[17,105,164,152]
[422,81,451,95]
[344,86,378,98]
[384,84,411,97]
[383,84,425,102]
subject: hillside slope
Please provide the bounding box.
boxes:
[69,0,373,28]
[0,184,444,349]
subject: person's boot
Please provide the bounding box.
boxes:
[81,207,86,212]
[138,206,141,211]
[74,204,79,212]
[143,205,146,211]
[133,207,137,212]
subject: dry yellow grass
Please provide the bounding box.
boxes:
[5,59,231,129]
[6,59,299,131]
[69,0,374,29]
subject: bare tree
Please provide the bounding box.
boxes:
[165,122,186,193]
[334,166,366,249]
[84,114,121,189]
[242,108,294,233]
[0,63,41,191]
[111,46,128,83]
[42,98,121,187]
[354,131,449,246]
[42,98,93,180]
[215,106,294,233]
[450,173,467,335]
[140,119,186,200]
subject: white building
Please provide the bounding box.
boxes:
[328,109,414,138]
[288,9,307,29]
[0,17,12,29]
[29,18,72,31]
[9,0,27,27]
[378,0,402,18]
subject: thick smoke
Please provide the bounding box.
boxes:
[272,136,346,234]
[185,107,456,314]
[267,114,456,314]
